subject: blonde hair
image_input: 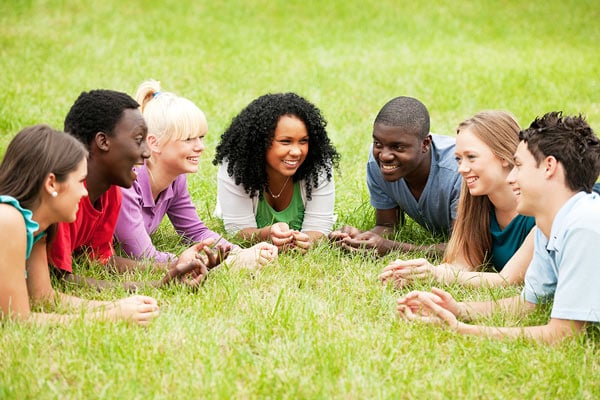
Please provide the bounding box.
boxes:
[443,111,521,269]
[135,80,207,147]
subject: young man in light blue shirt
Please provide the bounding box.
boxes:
[398,111,600,344]
[330,96,461,256]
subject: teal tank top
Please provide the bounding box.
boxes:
[256,182,304,231]
[489,210,535,271]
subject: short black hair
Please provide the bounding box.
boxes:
[64,89,139,147]
[213,92,339,199]
[519,111,600,192]
[374,96,430,139]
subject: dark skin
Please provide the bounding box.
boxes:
[56,109,228,290]
[330,123,447,256]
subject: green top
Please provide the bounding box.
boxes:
[256,182,305,231]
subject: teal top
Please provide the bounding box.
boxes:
[489,210,535,271]
[256,182,305,231]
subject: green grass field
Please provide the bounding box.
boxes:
[1,0,600,398]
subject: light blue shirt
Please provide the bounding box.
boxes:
[522,192,600,322]
[366,134,461,236]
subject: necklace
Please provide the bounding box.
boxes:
[267,176,291,199]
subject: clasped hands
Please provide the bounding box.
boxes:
[329,225,389,256]
[396,287,462,330]
[161,238,231,288]
[269,222,310,253]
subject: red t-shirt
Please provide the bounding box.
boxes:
[49,185,122,272]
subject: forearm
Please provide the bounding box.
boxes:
[56,291,112,310]
[304,230,325,244]
[458,295,529,321]
[432,264,512,288]
[456,320,585,344]
[238,227,270,243]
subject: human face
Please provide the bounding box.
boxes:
[159,132,206,175]
[455,127,511,197]
[106,108,150,188]
[53,159,88,223]
[372,123,429,182]
[506,141,545,217]
[265,115,309,179]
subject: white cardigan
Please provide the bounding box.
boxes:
[214,162,336,235]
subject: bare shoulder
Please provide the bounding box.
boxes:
[0,203,27,237]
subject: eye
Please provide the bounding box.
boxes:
[455,156,462,163]
[299,138,309,144]
[373,140,382,148]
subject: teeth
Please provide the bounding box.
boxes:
[466,177,478,184]
[381,165,398,170]
[283,160,298,166]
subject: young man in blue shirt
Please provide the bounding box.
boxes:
[398,112,600,344]
[330,96,461,256]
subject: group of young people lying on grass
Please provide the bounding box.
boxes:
[1,83,599,344]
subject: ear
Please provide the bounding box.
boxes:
[421,134,432,153]
[543,155,559,178]
[95,131,110,152]
[146,134,161,153]
[43,173,58,197]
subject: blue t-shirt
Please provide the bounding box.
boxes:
[366,134,461,236]
[0,195,42,259]
[489,211,535,271]
[522,192,600,322]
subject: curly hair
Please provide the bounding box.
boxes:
[213,92,339,199]
[64,89,139,147]
[519,111,600,193]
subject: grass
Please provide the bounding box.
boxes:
[1,0,600,398]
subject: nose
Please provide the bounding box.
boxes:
[379,148,394,161]
[194,137,205,152]
[506,166,517,185]
[457,160,470,174]
[81,185,89,198]
[140,140,151,160]
[289,144,302,156]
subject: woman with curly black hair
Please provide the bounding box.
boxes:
[213,92,339,252]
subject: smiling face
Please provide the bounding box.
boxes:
[159,132,206,175]
[265,115,309,180]
[53,159,88,223]
[105,108,150,188]
[372,123,430,182]
[507,141,546,217]
[455,127,511,197]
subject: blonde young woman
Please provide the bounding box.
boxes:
[0,125,158,324]
[114,80,277,270]
[380,111,535,288]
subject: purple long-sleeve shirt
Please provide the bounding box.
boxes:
[114,165,233,263]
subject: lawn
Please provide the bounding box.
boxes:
[1,0,600,398]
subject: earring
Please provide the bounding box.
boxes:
[51,191,58,198]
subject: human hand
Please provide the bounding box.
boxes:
[269,222,295,250]
[178,239,217,265]
[338,230,389,256]
[379,258,435,288]
[290,230,310,253]
[110,295,159,326]
[397,288,461,329]
[227,242,278,271]
[161,258,209,288]
[329,225,361,242]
